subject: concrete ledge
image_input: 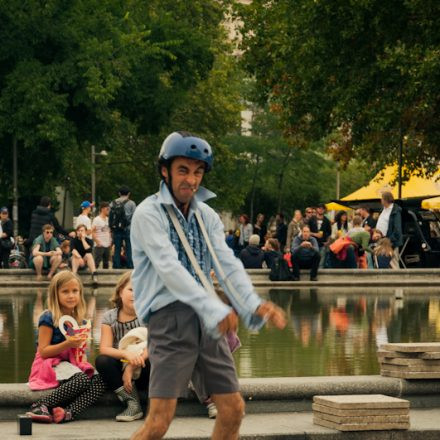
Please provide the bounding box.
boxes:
[3,376,440,421]
[3,268,440,288]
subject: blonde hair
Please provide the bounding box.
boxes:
[47,271,86,327]
[374,238,394,258]
[110,271,132,309]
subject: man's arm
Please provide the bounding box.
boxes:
[131,205,231,336]
[50,212,70,237]
[291,236,302,253]
[389,211,403,248]
[206,208,285,330]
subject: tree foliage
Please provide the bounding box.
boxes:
[0,0,234,216]
[236,0,440,175]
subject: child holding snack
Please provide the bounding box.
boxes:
[27,271,105,423]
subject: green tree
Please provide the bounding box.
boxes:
[237,0,440,175]
[0,0,237,231]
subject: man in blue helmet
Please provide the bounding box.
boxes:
[130,131,286,440]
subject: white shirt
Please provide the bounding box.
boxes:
[376,204,393,236]
[92,215,111,248]
[75,214,92,239]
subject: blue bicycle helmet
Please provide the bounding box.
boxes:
[158,131,213,172]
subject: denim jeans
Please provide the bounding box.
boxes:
[112,228,133,269]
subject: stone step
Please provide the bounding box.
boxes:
[3,409,440,439]
[3,268,440,288]
[3,376,440,421]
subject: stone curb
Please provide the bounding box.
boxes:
[3,376,440,421]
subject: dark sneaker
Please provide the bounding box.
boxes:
[310,276,318,282]
[292,276,300,281]
[26,403,52,423]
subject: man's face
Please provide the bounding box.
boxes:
[381,197,389,208]
[162,157,205,205]
[77,226,86,238]
[302,227,311,240]
[317,206,325,216]
[43,229,54,242]
[305,208,313,218]
[102,206,110,217]
[0,212,7,221]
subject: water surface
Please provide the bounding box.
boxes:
[1,287,440,382]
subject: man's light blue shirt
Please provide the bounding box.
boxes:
[130,181,264,337]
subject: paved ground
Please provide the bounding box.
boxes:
[3,409,440,439]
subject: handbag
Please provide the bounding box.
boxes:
[1,238,13,250]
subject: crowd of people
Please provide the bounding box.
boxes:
[233,191,402,280]
[0,186,136,282]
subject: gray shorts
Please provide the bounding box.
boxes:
[148,301,239,399]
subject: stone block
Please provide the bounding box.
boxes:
[381,369,440,379]
[381,343,440,353]
[380,362,440,372]
[420,352,440,359]
[380,358,440,367]
[378,350,419,359]
[313,415,410,431]
[313,394,409,409]
[312,403,408,417]
[313,411,410,425]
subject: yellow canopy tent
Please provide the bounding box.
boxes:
[325,202,352,211]
[422,196,440,210]
[341,165,440,201]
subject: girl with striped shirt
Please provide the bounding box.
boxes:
[95,271,149,422]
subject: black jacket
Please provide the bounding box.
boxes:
[28,206,69,242]
[276,223,287,248]
[1,218,13,239]
[386,204,403,248]
[263,250,282,270]
[239,245,264,269]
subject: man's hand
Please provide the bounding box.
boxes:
[217,311,238,335]
[256,302,287,329]
[301,241,312,248]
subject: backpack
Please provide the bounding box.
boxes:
[109,199,128,231]
[269,255,293,281]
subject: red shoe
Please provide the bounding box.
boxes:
[52,407,73,423]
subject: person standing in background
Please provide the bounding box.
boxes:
[0,207,13,268]
[110,186,136,269]
[92,202,112,269]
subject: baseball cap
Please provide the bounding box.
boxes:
[80,201,92,209]
[0,207,8,213]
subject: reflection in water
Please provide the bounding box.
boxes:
[2,288,440,382]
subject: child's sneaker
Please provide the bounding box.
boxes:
[206,402,218,419]
[52,407,73,423]
[26,403,52,423]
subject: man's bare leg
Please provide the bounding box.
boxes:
[48,255,61,279]
[131,398,177,440]
[33,256,44,280]
[211,392,245,440]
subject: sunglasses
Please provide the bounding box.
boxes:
[44,230,54,234]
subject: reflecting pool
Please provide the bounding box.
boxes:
[2,287,440,382]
